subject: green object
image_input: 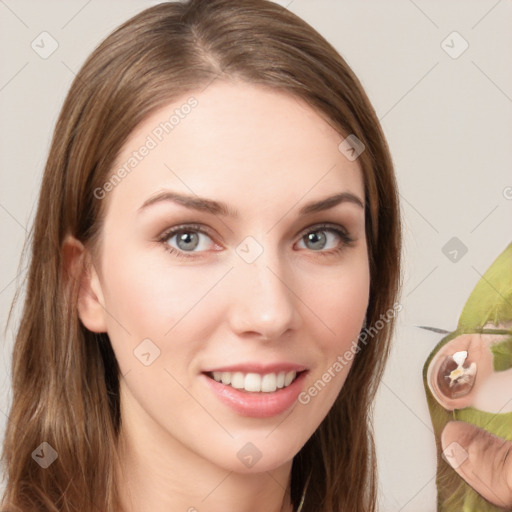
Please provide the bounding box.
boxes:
[457,243,512,331]
[423,242,512,512]
[490,337,512,372]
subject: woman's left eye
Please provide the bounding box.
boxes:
[157,223,354,259]
[296,224,354,256]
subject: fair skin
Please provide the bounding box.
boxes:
[442,421,512,508]
[65,80,369,512]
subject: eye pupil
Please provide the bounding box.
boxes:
[305,231,327,250]
[176,231,199,251]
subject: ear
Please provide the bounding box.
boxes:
[62,235,108,333]
[426,333,493,411]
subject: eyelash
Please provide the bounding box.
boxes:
[156,222,355,260]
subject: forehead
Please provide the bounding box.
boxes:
[105,80,364,216]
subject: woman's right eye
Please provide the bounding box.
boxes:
[157,224,218,259]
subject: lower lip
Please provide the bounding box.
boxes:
[201,371,308,418]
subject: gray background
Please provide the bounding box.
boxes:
[1,0,511,509]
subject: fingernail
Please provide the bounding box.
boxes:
[437,350,477,398]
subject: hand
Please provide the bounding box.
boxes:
[441,420,512,509]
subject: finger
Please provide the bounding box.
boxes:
[441,420,512,508]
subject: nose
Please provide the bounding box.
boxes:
[227,246,302,342]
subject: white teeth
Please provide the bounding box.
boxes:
[261,373,277,392]
[210,370,298,392]
[284,371,295,387]
[244,373,262,392]
[231,372,245,389]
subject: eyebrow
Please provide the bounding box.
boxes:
[137,190,364,218]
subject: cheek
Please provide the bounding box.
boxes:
[98,244,225,368]
[295,264,369,432]
[295,252,369,413]
[305,255,370,350]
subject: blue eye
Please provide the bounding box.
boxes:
[169,231,199,251]
[158,223,215,259]
[297,224,354,254]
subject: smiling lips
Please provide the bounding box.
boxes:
[202,364,309,417]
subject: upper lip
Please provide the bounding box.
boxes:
[202,363,308,374]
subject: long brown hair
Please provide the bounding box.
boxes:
[1,1,401,510]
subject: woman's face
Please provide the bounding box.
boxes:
[83,80,369,474]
